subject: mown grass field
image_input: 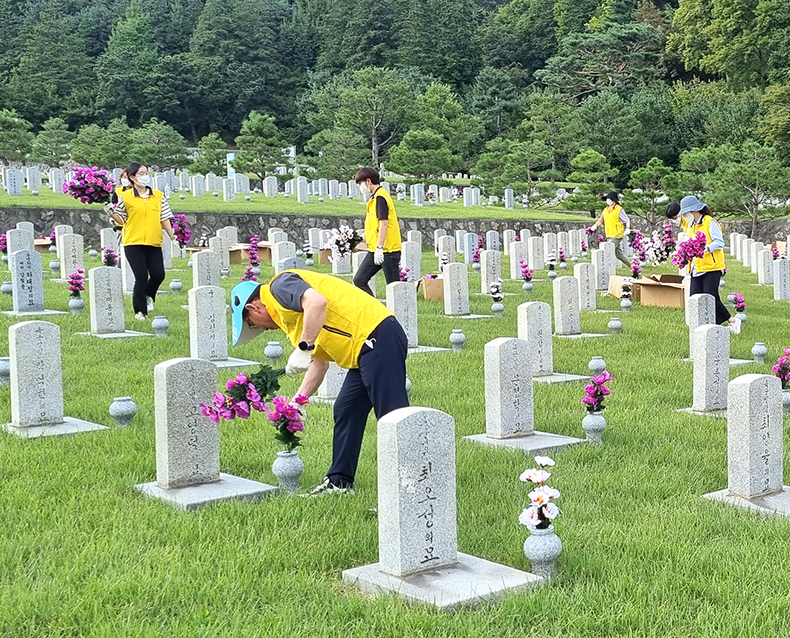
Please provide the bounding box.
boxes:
[0,189,592,222]
[0,245,789,636]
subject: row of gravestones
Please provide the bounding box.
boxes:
[730,232,790,301]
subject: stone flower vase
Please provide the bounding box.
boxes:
[152,316,169,338]
[49,259,60,275]
[582,410,606,446]
[472,262,481,273]
[264,340,284,364]
[109,396,137,428]
[559,262,568,270]
[48,245,58,254]
[608,317,622,334]
[782,388,790,416]
[751,342,767,363]
[547,269,557,280]
[588,356,606,375]
[523,525,562,581]
[491,301,504,317]
[736,311,747,323]
[0,357,10,386]
[68,296,85,315]
[1,281,12,296]
[620,298,632,310]
[522,281,533,294]
[450,328,466,351]
[169,278,183,293]
[305,258,314,267]
[251,266,261,276]
[272,450,304,494]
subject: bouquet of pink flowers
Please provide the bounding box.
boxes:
[631,257,642,279]
[671,231,707,268]
[0,233,6,253]
[580,238,587,252]
[62,166,115,204]
[399,266,410,281]
[248,234,260,266]
[583,371,612,412]
[772,245,781,260]
[172,214,191,248]
[773,349,790,389]
[519,456,560,530]
[558,247,567,263]
[266,395,309,451]
[629,229,648,263]
[199,366,284,423]
[241,265,257,282]
[733,293,746,312]
[473,246,481,263]
[67,270,85,298]
[519,259,533,282]
[102,248,118,267]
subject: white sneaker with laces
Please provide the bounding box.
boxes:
[729,317,742,334]
[306,477,354,497]
[146,296,154,313]
[134,312,147,321]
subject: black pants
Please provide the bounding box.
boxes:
[352,250,401,296]
[689,270,731,325]
[327,316,409,487]
[124,244,165,315]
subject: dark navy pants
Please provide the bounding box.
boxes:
[326,316,409,487]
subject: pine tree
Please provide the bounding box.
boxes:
[31,118,74,167]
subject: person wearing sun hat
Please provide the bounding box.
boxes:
[679,194,737,331]
[230,269,409,496]
[590,190,632,267]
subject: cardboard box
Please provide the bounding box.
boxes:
[606,275,628,299]
[319,249,332,265]
[632,274,685,309]
[421,277,444,301]
[34,238,52,254]
[230,243,271,264]
[776,241,787,257]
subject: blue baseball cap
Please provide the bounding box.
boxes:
[679,195,707,215]
[231,280,265,346]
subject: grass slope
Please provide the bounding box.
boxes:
[0,248,789,636]
[0,190,591,222]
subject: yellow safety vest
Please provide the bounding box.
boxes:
[365,187,401,252]
[120,188,165,247]
[689,215,725,273]
[259,270,392,369]
[603,204,625,238]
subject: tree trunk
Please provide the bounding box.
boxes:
[551,158,556,188]
[371,118,379,166]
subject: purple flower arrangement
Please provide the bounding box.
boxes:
[477,235,484,248]
[248,234,260,267]
[631,257,642,279]
[583,371,612,413]
[242,265,257,282]
[473,246,481,263]
[519,259,533,282]
[519,456,559,530]
[399,266,410,281]
[172,214,191,248]
[62,166,115,204]
[580,238,587,252]
[773,349,790,389]
[629,229,648,262]
[67,270,85,298]
[671,231,708,268]
[558,247,567,263]
[266,394,309,451]
[102,247,118,267]
[0,233,6,253]
[733,293,746,313]
[772,245,781,260]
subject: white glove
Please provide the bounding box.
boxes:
[374,247,384,265]
[285,348,312,377]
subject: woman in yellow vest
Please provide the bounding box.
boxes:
[680,195,733,327]
[351,166,402,295]
[590,191,632,267]
[114,162,176,320]
[230,270,409,495]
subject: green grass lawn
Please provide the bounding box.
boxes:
[0,248,789,636]
[0,189,592,222]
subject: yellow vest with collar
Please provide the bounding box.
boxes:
[365,187,401,252]
[120,188,165,246]
[603,204,625,238]
[258,270,392,369]
[689,215,725,273]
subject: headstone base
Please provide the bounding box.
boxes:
[676,407,727,418]
[702,487,790,519]
[4,417,109,439]
[533,373,591,385]
[682,358,752,367]
[474,292,516,297]
[464,431,584,455]
[135,473,277,511]
[3,309,68,317]
[76,331,153,339]
[342,552,542,611]
[408,345,452,354]
[208,358,261,370]
[451,314,494,320]
[554,333,610,339]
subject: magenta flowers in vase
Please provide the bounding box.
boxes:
[67,269,86,314]
[582,370,612,445]
[519,259,534,293]
[241,265,257,282]
[102,247,118,267]
[774,349,790,415]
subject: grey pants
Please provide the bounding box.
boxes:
[610,238,631,267]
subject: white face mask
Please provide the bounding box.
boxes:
[136,175,151,187]
[358,182,370,195]
[120,178,131,188]
[682,212,694,225]
[606,198,614,207]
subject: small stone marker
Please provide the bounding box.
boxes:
[574,262,597,311]
[407,230,422,245]
[687,293,716,356]
[4,321,107,438]
[437,236,455,268]
[344,406,541,609]
[742,238,754,267]
[455,230,466,254]
[702,374,790,518]
[504,189,514,209]
[352,252,376,296]
[480,250,501,294]
[267,227,284,242]
[527,237,544,273]
[463,233,478,264]
[688,325,730,414]
[401,241,421,281]
[774,258,790,301]
[509,241,528,280]
[386,282,418,349]
[7,228,34,254]
[557,231,569,254]
[443,262,469,316]
[222,178,235,201]
[297,176,309,203]
[331,253,352,275]
[433,229,447,256]
[192,250,221,288]
[209,235,231,272]
[553,276,581,335]
[749,241,764,275]
[503,230,516,255]
[218,226,239,245]
[591,249,609,290]
[121,246,135,294]
[135,357,276,509]
[161,230,173,270]
[191,175,205,197]
[568,229,581,255]
[82,266,150,339]
[315,362,348,403]
[517,302,553,377]
[100,228,118,253]
[189,286,257,370]
[58,233,84,278]
[757,249,773,285]
[543,233,558,260]
[6,250,61,316]
[272,241,296,275]
[485,230,500,252]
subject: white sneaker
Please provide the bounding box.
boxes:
[134,312,147,321]
[304,477,355,497]
[146,296,154,313]
[729,318,742,334]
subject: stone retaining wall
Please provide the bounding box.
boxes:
[1,208,788,248]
